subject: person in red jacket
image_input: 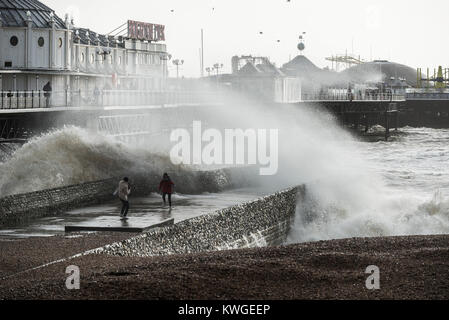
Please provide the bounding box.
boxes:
[159,173,175,208]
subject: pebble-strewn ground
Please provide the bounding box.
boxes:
[0,233,137,278]
[1,235,448,300]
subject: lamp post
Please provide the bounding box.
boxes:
[213,63,224,77]
[205,67,212,77]
[173,59,184,79]
[212,63,223,88]
[160,53,172,78]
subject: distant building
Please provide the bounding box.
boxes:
[341,60,417,87]
[282,55,415,96]
[226,55,301,103]
[282,55,337,94]
[0,0,169,102]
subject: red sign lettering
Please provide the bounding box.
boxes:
[127,20,165,42]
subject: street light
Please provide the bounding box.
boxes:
[160,53,172,79]
[173,59,184,79]
[205,67,212,77]
[213,63,224,77]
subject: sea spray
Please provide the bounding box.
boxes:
[190,95,449,242]
[286,127,449,243]
[0,126,182,196]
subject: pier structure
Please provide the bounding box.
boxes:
[301,92,404,140]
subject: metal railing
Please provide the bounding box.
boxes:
[302,93,405,102]
[100,90,219,107]
[0,91,51,110]
[0,90,222,110]
[406,92,449,101]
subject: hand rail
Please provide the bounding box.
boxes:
[0,90,222,110]
[301,93,405,102]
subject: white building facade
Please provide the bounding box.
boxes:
[0,0,169,106]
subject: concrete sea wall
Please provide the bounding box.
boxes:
[0,179,115,227]
[98,186,304,257]
[0,167,257,227]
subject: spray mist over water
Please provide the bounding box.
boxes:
[193,91,449,242]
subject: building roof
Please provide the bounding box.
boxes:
[341,60,417,86]
[74,28,123,47]
[282,55,324,76]
[238,60,284,77]
[281,55,340,89]
[281,55,417,88]
[0,0,66,29]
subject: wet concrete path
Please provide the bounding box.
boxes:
[0,189,265,239]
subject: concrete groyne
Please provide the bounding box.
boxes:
[0,167,257,227]
[97,186,304,257]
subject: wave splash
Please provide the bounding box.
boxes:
[0,126,177,197]
[193,100,449,242]
[287,170,449,244]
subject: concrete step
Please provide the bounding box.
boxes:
[65,218,174,233]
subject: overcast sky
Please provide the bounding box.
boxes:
[44,0,449,77]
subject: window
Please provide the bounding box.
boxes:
[80,52,85,63]
[118,56,122,65]
[38,37,45,47]
[58,38,63,48]
[10,36,18,46]
[90,53,95,64]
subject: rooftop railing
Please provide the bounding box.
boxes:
[302,93,405,102]
[406,92,449,101]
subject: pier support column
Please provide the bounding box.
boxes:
[364,115,370,133]
[395,111,399,131]
[385,112,390,141]
[354,113,361,132]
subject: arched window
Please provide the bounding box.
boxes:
[38,37,45,47]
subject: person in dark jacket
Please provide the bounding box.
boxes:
[158,173,175,208]
[43,81,52,107]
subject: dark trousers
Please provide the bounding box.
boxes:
[44,94,51,108]
[162,193,172,207]
[120,199,130,217]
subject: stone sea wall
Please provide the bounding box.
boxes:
[0,167,257,227]
[98,186,304,257]
[0,179,115,227]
